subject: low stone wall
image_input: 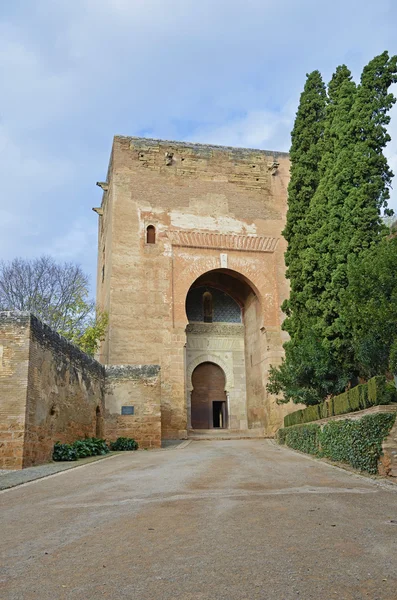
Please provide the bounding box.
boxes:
[105,365,161,448]
[0,312,162,469]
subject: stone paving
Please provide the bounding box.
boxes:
[0,453,120,490]
[0,441,188,490]
[2,439,397,600]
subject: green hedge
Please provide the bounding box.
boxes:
[284,424,320,455]
[284,376,397,427]
[277,413,396,474]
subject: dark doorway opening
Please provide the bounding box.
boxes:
[213,401,227,428]
[191,362,227,429]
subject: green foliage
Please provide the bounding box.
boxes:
[109,437,139,451]
[278,413,396,474]
[343,237,397,378]
[276,428,287,444]
[53,437,110,461]
[390,339,397,374]
[319,413,396,473]
[269,52,397,404]
[0,255,109,358]
[284,424,321,455]
[74,438,109,457]
[53,442,78,461]
[333,391,350,415]
[268,326,349,406]
[282,71,327,339]
[69,311,109,357]
[284,375,397,426]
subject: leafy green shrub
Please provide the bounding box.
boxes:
[78,438,109,456]
[284,424,321,455]
[53,437,109,461]
[367,376,397,406]
[109,437,139,451]
[277,428,287,444]
[319,413,396,474]
[53,442,78,461]
[384,382,397,404]
[389,339,397,374]
[72,440,92,458]
[277,413,396,474]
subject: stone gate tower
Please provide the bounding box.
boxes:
[94,136,293,439]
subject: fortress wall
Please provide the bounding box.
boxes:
[0,312,30,469]
[23,315,105,467]
[105,365,161,449]
[0,312,161,469]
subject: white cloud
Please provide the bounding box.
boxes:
[0,0,396,284]
[188,107,293,151]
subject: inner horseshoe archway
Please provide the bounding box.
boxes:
[191,362,227,429]
[185,268,265,432]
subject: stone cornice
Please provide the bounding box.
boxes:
[186,323,244,336]
[167,231,279,252]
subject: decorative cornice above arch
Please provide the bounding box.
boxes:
[167,230,279,252]
[186,353,233,391]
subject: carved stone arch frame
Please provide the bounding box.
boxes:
[186,353,233,392]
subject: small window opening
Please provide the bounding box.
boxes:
[203,291,213,323]
[102,265,105,283]
[146,225,156,244]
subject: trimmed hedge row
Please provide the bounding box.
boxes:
[53,436,138,461]
[277,413,396,474]
[284,376,397,428]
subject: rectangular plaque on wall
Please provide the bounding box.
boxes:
[121,406,134,415]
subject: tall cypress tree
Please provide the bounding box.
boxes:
[268,53,397,405]
[282,71,326,339]
[310,53,396,364]
[301,67,357,342]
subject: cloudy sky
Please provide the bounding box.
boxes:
[1,0,397,293]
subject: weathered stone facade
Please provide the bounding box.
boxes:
[105,365,161,448]
[0,312,161,469]
[95,136,297,438]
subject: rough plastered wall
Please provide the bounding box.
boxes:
[185,323,247,430]
[24,315,105,467]
[95,136,298,437]
[0,313,30,469]
[105,365,161,448]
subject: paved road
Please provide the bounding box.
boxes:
[1,440,397,600]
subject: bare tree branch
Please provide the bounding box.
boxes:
[0,256,95,339]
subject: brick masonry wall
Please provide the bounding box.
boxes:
[95,136,299,437]
[0,312,30,469]
[0,312,162,468]
[23,315,106,467]
[105,365,161,448]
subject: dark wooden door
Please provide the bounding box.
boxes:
[191,362,227,429]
